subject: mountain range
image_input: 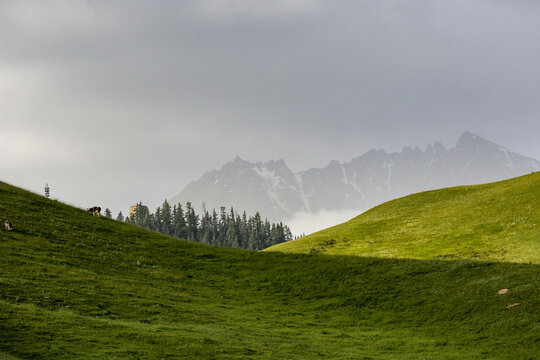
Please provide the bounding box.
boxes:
[170,132,540,222]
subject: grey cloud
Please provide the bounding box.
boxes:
[1,0,539,215]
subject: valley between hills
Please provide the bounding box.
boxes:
[1,173,539,359]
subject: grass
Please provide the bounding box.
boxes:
[1,179,539,359]
[267,172,540,263]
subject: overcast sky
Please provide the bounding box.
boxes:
[1,0,539,216]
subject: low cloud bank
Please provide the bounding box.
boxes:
[288,208,365,237]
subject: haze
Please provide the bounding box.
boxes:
[1,0,539,219]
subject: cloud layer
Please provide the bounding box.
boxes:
[1,0,539,217]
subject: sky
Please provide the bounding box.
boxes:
[1,0,540,218]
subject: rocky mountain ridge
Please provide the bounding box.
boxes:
[170,132,540,222]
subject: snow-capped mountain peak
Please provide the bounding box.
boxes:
[169,132,540,222]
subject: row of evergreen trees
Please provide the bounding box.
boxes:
[123,201,293,250]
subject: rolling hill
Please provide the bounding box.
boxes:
[1,179,539,359]
[267,172,540,263]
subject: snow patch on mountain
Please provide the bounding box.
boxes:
[169,132,540,224]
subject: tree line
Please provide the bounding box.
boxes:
[121,201,293,250]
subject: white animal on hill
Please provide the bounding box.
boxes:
[5,220,13,231]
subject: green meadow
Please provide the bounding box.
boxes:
[1,175,539,359]
[268,172,540,263]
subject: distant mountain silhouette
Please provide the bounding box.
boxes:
[170,132,540,222]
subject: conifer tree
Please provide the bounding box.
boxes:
[104,208,112,218]
[200,210,212,244]
[263,220,272,248]
[123,201,294,250]
[44,183,50,198]
[131,202,151,228]
[185,202,199,241]
[284,226,293,242]
[241,211,248,244]
[173,203,187,239]
[211,209,219,245]
[218,207,227,246]
[116,211,124,222]
[161,200,172,235]
[235,214,244,248]
[225,219,239,248]
[248,231,257,250]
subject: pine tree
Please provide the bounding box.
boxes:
[249,212,263,250]
[173,203,187,239]
[211,209,219,245]
[153,207,162,232]
[235,214,244,248]
[284,225,293,242]
[241,211,248,244]
[185,202,199,241]
[122,201,292,250]
[104,208,112,218]
[225,207,240,248]
[116,211,124,222]
[200,210,212,244]
[44,183,50,198]
[263,220,272,248]
[247,231,257,250]
[218,207,227,246]
[131,202,151,228]
[225,219,239,248]
[161,200,172,235]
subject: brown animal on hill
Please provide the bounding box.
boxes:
[5,220,13,231]
[87,206,101,216]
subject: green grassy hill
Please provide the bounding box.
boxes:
[1,179,539,359]
[268,172,540,263]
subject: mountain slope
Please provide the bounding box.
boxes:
[172,157,307,220]
[170,132,540,222]
[1,180,539,359]
[267,172,540,262]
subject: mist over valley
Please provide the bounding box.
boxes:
[170,131,539,235]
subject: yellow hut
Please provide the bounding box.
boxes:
[128,205,137,218]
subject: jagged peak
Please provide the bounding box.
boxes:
[349,148,388,164]
[433,141,446,151]
[456,131,493,148]
[367,148,387,155]
[401,146,413,153]
[263,158,287,166]
[221,156,254,171]
[460,131,480,140]
[250,158,290,172]
[328,159,341,167]
[426,141,448,155]
[170,132,540,221]
[218,156,293,175]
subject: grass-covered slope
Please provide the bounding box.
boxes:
[1,180,539,359]
[268,172,540,263]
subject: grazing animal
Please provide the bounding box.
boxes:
[5,220,13,231]
[87,206,101,216]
